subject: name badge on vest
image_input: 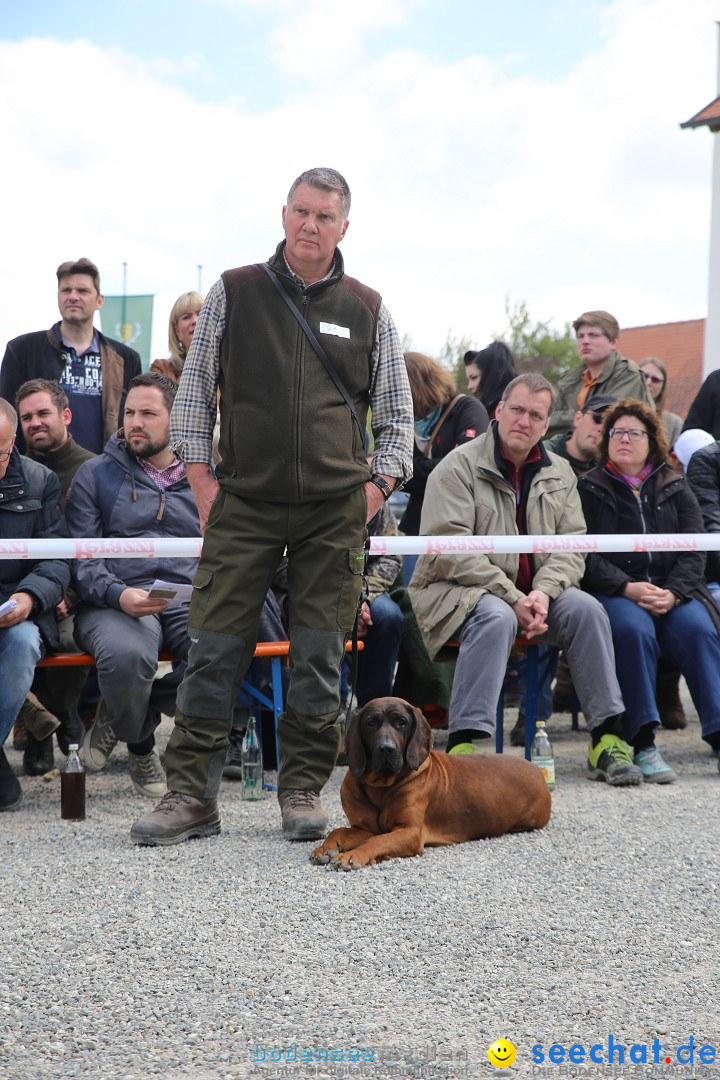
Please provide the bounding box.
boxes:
[319,321,350,340]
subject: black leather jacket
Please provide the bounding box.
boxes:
[0,449,71,648]
[685,440,720,581]
[578,463,717,629]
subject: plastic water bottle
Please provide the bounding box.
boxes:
[61,744,86,820]
[241,716,263,801]
[530,721,555,791]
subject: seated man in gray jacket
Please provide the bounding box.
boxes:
[409,373,641,786]
[65,373,201,798]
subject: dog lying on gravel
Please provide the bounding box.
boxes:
[310,697,551,870]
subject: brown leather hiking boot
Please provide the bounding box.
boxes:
[278,788,328,841]
[130,791,220,846]
[12,718,27,752]
[656,666,687,730]
[18,692,61,741]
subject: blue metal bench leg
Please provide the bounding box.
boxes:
[496,693,504,753]
[571,685,580,731]
[237,655,285,792]
[524,646,538,762]
[269,655,283,791]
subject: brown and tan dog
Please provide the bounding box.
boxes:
[310,697,551,870]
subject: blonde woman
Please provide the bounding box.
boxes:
[151,291,204,382]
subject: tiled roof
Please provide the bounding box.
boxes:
[617,319,705,418]
[680,95,720,131]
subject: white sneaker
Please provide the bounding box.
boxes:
[128,748,168,798]
[81,699,118,772]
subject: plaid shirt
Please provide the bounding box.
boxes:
[137,456,186,491]
[170,250,413,485]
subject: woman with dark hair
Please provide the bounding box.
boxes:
[578,398,720,783]
[463,341,518,417]
[400,351,488,536]
[639,356,683,448]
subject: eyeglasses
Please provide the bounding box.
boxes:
[504,404,548,425]
[0,444,14,460]
[642,372,664,386]
[609,428,649,442]
[584,411,605,425]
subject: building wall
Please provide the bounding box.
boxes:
[617,319,704,419]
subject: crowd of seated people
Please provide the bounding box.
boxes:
[0,280,288,811]
[3,281,720,814]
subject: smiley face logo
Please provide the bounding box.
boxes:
[487,1039,517,1068]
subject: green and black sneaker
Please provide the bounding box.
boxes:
[588,734,643,786]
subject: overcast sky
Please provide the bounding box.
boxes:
[1,0,718,360]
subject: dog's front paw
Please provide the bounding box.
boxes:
[328,851,367,871]
[309,845,339,865]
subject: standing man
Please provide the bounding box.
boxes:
[132,167,414,845]
[0,258,141,454]
[546,311,652,438]
[410,374,642,786]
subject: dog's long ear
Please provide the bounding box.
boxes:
[404,705,433,772]
[345,706,367,778]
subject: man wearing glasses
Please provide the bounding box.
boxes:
[547,310,652,438]
[544,393,617,477]
[0,398,71,811]
[410,373,641,785]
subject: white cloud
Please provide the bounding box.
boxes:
[268,0,423,81]
[0,0,716,365]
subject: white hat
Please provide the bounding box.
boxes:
[673,428,715,469]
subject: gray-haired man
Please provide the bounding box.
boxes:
[132,167,414,846]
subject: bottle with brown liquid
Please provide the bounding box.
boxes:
[61,744,86,820]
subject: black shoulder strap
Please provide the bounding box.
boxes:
[261,263,366,445]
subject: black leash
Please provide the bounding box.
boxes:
[262,263,369,723]
[347,536,371,724]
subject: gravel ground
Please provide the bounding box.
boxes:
[2,685,720,1080]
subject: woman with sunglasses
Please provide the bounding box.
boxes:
[578,398,720,783]
[639,357,683,449]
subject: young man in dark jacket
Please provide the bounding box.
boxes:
[0,258,141,454]
[65,373,201,799]
[0,398,71,810]
[686,439,720,582]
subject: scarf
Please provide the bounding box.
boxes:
[605,459,653,496]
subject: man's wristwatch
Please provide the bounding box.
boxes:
[369,475,393,501]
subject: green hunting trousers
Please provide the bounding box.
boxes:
[165,486,367,797]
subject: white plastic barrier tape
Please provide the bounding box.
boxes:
[2,534,720,559]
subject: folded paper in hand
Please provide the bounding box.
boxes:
[147,580,193,609]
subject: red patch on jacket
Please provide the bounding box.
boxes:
[464,428,477,438]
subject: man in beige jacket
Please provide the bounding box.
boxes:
[409,373,641,786]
